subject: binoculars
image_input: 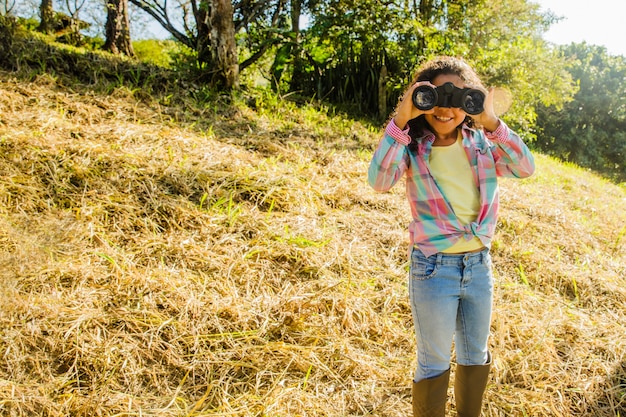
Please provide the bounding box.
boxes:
[412,82,485,115]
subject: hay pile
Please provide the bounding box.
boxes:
[0,68,624,417]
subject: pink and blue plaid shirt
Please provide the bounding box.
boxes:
[368,120,535,257]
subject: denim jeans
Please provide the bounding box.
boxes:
[409,247,493,382]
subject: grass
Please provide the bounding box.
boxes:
[0,27,625,417]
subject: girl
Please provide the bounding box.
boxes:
[368,56,535,416]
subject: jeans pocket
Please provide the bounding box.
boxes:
[410,250,438,281]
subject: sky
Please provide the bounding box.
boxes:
[537,0,626,56]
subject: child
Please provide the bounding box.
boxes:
[368,56,535,416]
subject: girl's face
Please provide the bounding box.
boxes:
[424,74,467,139]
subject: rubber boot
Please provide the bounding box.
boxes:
[454,353,492,417]
[412,368,450,417]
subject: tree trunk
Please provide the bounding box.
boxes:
[38,0,54,34]
[378,64,388,119]
[197,0,238,89]
[103,0,134,56]
[291,0,300,34]
[288,0,304,92]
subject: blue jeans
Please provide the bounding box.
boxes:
[409,247,493,382]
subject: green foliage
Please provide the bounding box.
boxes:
[535,43,626,182]
[16,16,39,31]
[286,0,577,126]
[84,36,105,50]
[296,1,419,117]
[452,0,576,139]
[132,39,179,68]
[0,22,176,99]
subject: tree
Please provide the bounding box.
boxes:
[197,0,238,88]
[536,43,626,181]
[301,0,400,115]
[452,0,576,137]
[269,0,303,91]
[129,0,286,88]
[296,0,575,124]
[125,0,577,124]
[38,0,54,34]
[35,0,91,45]
[103,0,135,56]
[0,0,16,15]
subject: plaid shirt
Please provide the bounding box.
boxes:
[368,120,535,257]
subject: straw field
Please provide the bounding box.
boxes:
[0,43,624,416]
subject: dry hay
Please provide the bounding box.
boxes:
[0,70,624,416]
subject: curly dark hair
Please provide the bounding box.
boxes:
[405,56,485,142]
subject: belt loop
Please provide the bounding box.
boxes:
[436,252,442,265]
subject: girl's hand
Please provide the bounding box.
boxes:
[472,87,501,132]
[393,81,435,129]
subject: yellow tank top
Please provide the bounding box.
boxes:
[429,133,485,253]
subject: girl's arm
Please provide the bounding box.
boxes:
[369,81,433,192]
[368,120,411,192]
[486,121,536,179]
[474,88,535,179]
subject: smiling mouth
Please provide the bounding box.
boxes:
[434,116,453,122]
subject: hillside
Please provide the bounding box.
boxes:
[0,65,624,417]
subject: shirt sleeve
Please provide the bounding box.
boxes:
[384,118,412,146]
[367,120,411,192]
[486,120,536,179]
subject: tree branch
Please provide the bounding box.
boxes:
[129,0,192,47]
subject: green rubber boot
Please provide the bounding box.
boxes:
[454,353,492,417]
[412,369,450,417]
